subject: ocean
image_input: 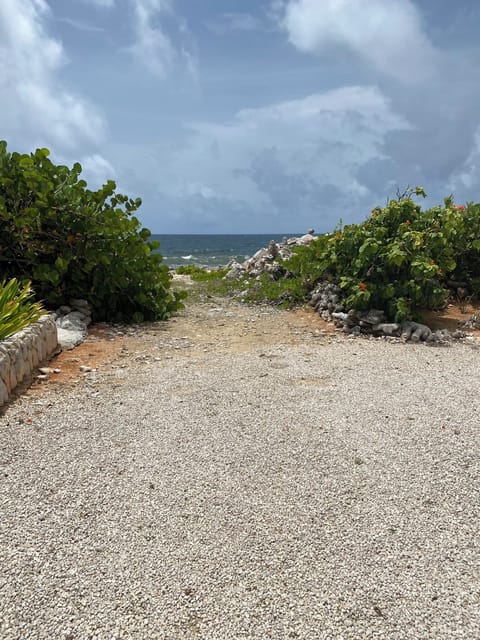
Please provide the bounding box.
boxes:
[151,234,300,269]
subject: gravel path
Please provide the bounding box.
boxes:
[1,300,479,639]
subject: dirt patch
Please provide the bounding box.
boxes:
[25,301,334,395]
[422,301,480,332]
[22,296,480,398]
[26,325,142,396]
[289,306,337,333]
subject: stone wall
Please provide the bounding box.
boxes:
[0,315,58,407]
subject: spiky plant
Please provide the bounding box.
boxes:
[0,278,46,340]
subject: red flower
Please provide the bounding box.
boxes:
[359,282,367,291]
[456,205,465,210]
[405,220,411,226]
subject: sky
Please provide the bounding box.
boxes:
[1,0,480,233]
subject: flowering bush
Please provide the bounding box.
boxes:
[276,188,480,321]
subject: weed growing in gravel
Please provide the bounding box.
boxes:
[176,265,229,281]
[242,274,308,308]
[174,266,249,302]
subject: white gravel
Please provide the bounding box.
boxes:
[0,303,479,639]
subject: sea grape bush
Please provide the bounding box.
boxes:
[276,188,480,321]
[0,142,185,322]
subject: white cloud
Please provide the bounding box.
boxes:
[147,86,411,230]
[79,0,195,79]
[448,127,480,193]
[279,0,438,83]
[80,154,116,188]
[0,0,105,152]
[129,0,177,77]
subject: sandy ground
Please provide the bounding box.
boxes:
[17,278,480,397]
[0,292,479,639]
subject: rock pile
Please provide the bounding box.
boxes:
[224,231,317,280]
[55,299,92,350]
[309,281,466,343]
[460,315,480,330]
[310,283,344,321]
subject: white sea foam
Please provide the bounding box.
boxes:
[181,255,193,260]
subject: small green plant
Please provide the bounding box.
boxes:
[243,273,308,308]
[176,265,229,281]
[0,278,46,340]
[175,265,247,301]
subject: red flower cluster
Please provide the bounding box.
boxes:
[359,282,367,291]
[456,205,466,210]
[405,220,411,225]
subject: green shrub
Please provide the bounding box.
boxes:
[243,273,308,308]
[449,201,480,296]
[175,265,201,275]
[0,278,46,340]
[257,188,480,321]
[176,265,229,281]
[0,141,185,322]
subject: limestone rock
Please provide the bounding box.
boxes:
[57,305,72,315]
[460,315,480,329]
[297,233,316,245]
[70,299,91,313]
[0,313,58,406]
[55,302,92,349]
[222,232,317,282]
[376,323,401,337]
[56,327,85,350]
[56,312,88,331]
[268,240,279,258]
[224,261,245,280]
[401,321,432,342]
[359,309,385,326]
